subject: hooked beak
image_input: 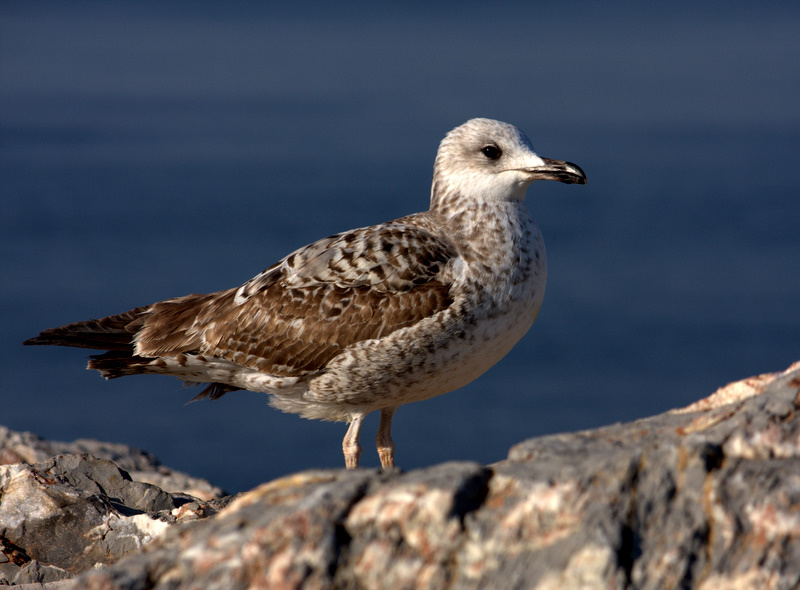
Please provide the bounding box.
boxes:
[525,158,587,185]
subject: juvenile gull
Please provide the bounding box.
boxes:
[25,118,586,469]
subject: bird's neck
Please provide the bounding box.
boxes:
[431,195,538,271]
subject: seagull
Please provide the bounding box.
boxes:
[25,118,586,469]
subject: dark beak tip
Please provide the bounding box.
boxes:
[565,161,587,184]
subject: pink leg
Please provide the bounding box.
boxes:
[342,414,364,469]
[376,407,396,469]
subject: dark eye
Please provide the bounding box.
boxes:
[481,145,502,160]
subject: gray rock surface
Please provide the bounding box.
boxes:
[0,444,228,586]
[0,427,225,501]
[2,360,799,589]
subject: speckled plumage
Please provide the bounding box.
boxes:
[25,118,586,469]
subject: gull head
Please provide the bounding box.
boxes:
[430,118,586,210]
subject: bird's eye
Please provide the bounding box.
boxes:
[481,145,502,160]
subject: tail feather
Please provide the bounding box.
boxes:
[187,382,242,402]
[88,350,152,378]
[88,351,242,401]
[23,307,148,350]
[24,299,242,403]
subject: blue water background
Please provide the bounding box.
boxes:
[2,1,799,493]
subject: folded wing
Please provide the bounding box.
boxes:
[27,222,459,385]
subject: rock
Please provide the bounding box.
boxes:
[1,556,71,586]
[3,360,800,589]
[0,453,230,586]
[0,426,226,501]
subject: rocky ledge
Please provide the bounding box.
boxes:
[2,361,799,589]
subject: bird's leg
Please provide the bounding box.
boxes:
[376,407,396,469]
[342,414,364,469]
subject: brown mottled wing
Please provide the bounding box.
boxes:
[134,223,457,377]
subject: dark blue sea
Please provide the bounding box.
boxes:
[2,1,799,493]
